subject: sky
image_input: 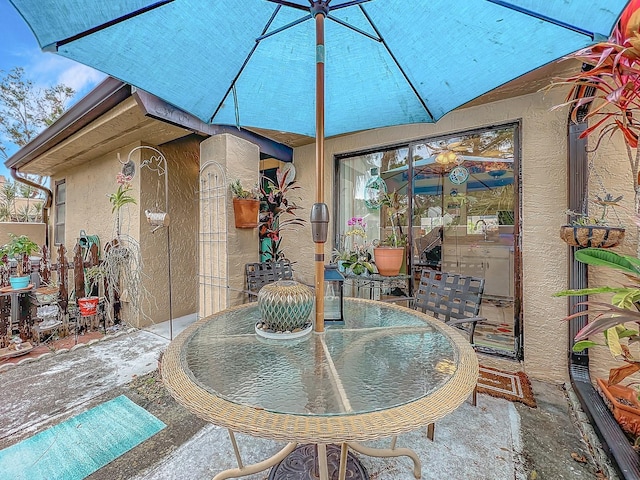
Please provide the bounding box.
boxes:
[0,0,105,178]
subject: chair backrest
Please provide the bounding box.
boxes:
[414,269,484,325]
[245,261,294,294]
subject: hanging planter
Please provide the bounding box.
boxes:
[230,179,260,229]
[232,198,260,228]
[559,225,625,248]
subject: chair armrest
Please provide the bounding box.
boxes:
[447,315,486,326]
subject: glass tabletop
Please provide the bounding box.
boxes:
[182,299,460,417]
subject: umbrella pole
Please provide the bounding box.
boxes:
[314,6,326,333]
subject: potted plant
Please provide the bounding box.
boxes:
[230,179,260,229]
[332,217,374,276]
[0,233,39,290]
[78,265,105,316]
[559,194,625,248]
[374,191,407,276]
[555,248,640,439]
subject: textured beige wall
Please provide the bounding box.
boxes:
[139,137,200,326]
[199,134,260,316]
[0,223,46,248]
[288,87,573,383]
[51,139,199,328]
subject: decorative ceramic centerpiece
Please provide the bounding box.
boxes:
[256,280,313,339]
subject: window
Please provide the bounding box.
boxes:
[54,179,65,245]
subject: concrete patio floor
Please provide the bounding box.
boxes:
[0,319,617,479]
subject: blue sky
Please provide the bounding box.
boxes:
[0,0,105,178]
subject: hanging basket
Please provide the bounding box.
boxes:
[559,225,625,248]
[232,198,260,228]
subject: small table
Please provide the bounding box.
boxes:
[343,272,412,304]
[162,298,478,479]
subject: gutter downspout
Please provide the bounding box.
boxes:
[11,168,53,249]
[567,108,640,480]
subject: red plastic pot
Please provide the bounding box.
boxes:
[78,296,99,316]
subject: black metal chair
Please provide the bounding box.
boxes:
[414,269,485,440]
[244,261,294,298]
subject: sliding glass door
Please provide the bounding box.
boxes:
[336,123,520,356]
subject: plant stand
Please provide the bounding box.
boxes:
[559,225,625,248]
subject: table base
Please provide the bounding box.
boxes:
[268,444,369,480]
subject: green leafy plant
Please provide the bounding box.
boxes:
[380,190,407,248]
[0,233,39,276]
[84,265,106,297]
[230,179,259,199]
[554,248,640,385]
[564,193,624,227]
[332,217,374,275]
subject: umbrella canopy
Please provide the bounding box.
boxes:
[8,0,631,332]
[8,0,630,137]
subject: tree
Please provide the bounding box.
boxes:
[0,67,75,161]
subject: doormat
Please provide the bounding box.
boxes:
[0,395,166,480]
[477,365,537,408]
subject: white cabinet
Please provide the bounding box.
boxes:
[439,243,513,299]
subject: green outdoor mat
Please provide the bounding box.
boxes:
[0,395,166,480]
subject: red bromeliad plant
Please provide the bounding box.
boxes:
[259,164,306,262]
[549,3,640,252]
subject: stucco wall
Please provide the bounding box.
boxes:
[51,138,199,328]
[0,223,46,248]
[287,87,573,383]
[139,137,200,326]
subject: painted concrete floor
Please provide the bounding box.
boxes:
[0,319,611,480]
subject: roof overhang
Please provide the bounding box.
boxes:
[5,78,295,176]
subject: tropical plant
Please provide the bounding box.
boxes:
[332,216,375,275]
[0,233,39,277]
[380,190,407,248]
[259,165,305,261]
[229,179,259,199]
[564,193,625,227]
[107,172,136,214]
[555,248,640,386]
[84,265,106,297]
[547,11,640,251]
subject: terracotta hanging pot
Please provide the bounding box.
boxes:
[559,225,625,248]
[232,198,260,228]
[373,247,405,276]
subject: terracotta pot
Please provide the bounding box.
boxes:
[373,247,405,276]
[232,198,260,228]
[597,378,640,437]
[559,225,625,248]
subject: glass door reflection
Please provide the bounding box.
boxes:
[401,127,517,355]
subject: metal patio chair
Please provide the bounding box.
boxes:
[244,261,294,299]
[414,269,486,440]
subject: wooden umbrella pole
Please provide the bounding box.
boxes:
[314,7,326,333]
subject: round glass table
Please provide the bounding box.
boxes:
[162,298,478,479]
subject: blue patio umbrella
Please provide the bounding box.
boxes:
[8,0,631,331]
